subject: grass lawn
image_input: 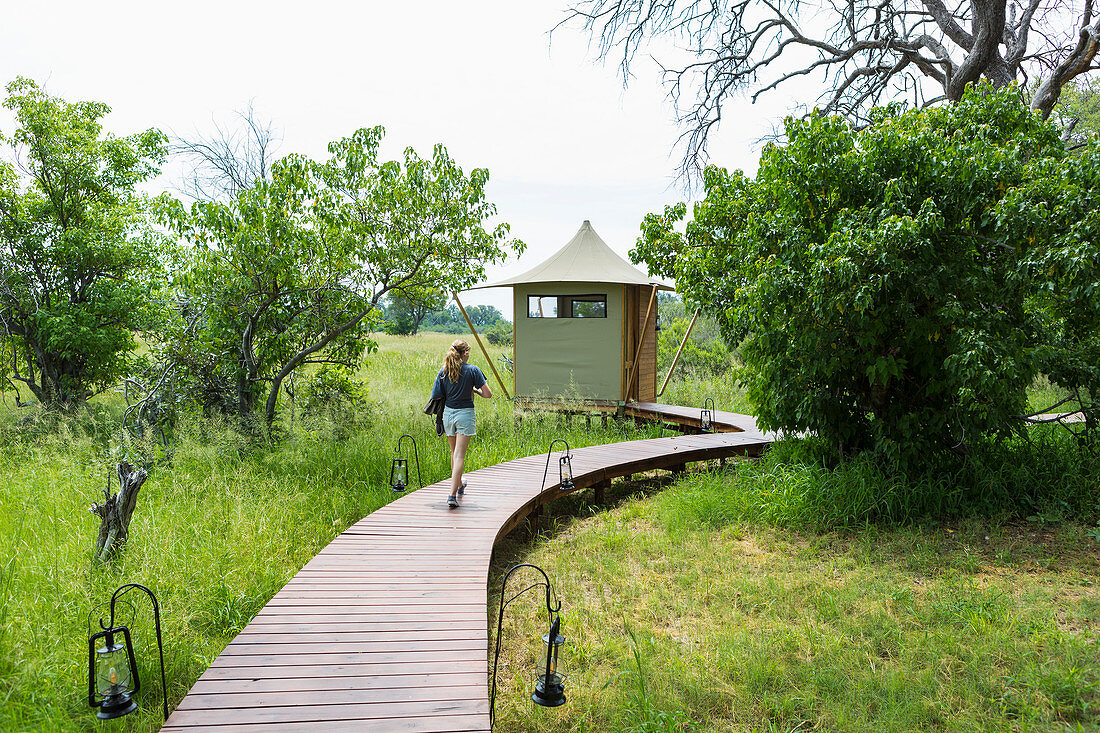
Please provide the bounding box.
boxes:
[491,473,1099,732]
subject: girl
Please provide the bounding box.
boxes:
[430,339,492,508]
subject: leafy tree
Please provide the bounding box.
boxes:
[656,292,731,376]
[998,138,1100,432]
[163,126,522,425]
[421,304,465,332]
[0,78,168,407]
[464,304,505,327]
[418,303,508,333]
[383,288,447,335]
[1053,76,1100,148]
[632,86,1090,466]
[563,0,1100,174]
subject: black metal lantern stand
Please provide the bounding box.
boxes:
[389,434,423,492]
[490,563,567,728]
[87,583,169,721]
[700,397,715,433]
[540,439,575,495]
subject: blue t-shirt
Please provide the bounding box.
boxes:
[431,363,487,409]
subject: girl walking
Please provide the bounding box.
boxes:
[430,339,491,508]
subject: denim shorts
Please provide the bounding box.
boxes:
[442,407,476,437]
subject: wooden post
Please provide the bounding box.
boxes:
[593,478,610,505]
[452,291,511,399]
[625,285,659,402]
[657,308,700,398]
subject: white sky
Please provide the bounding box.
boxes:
[0,0,804,318]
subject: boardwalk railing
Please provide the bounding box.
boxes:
[163,407,772,732]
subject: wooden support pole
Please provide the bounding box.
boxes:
[625,285,659,402]
[452,291,511,400]
[593,478,610,505]
[657,308,700,398]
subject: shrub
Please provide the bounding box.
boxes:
[633,85,1098,469]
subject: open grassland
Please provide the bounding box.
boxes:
[492,469,1099,732]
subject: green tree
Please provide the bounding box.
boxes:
[1052,76,1100,148]
[163,126,522,425]
[0,78,168,407]
[656,293,731,377]
[464,304,505,327]
[383,288,447,335]
[633,87,1089,466]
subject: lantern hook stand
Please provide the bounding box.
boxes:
[489,563,562,729]
[539,439,574,494]
[390,433,423,492]
[89,583,169,721]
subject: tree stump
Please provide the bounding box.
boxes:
[90,462,148,562]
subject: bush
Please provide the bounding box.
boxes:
[296,367,368,424]
[657,316,731,377]
[484,321,513,346]
[657,429,1100,530]
[634,86,1097,469]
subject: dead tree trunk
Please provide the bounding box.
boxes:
[89,462,148,562]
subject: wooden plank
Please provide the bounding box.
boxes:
[164,714,489,732]
[196,660,487,680]
[186,671,486,695]
[163,699,488,724]
[174,684,490,710]
[208,650,485,668]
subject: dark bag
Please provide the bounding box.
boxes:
[423,397,445,436]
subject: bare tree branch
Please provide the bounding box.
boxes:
[561,0,1100,176]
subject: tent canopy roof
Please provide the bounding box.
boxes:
[469,220,674,291]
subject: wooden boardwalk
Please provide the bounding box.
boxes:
[162,407,772,732]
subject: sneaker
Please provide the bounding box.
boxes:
[458,480,467,496]
[447,495,459,508]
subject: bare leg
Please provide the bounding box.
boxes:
[450,433,471,498]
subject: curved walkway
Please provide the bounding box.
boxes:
[162,407,773,732]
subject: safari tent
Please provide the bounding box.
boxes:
[466,220,672,406]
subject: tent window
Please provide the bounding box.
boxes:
[568,295,607,318]
[527,294,607,318]
[528,296,559,318]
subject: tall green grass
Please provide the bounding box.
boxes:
[0,332,656,732]
[655,430,1100,532]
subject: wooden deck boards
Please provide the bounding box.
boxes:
[162,405,772,731]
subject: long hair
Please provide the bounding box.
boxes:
[444,339,470,382]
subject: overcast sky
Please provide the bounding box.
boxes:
[1,0,803,318]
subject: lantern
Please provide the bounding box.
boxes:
[490,563,568,727]
[390,435,422,493]
[390,457,409,492]
[88,626,139,719]
[532,615,566,707]
[541,439,575,497]
[558,453,574,491]
[86,583,169,721]
[700,397,715,432]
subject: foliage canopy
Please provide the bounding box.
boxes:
[161,126,523,424]
[633,86,1098,467]
[0,78,168,407]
